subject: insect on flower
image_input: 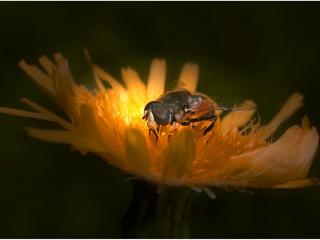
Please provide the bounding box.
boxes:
[0,53,319,193]
[143,88,256,141]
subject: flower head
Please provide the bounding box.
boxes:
[0,53,319,191]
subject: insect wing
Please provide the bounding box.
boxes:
[188,96,217,114]
[215,100,256,112]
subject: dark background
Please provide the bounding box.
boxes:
[0,2,320,238]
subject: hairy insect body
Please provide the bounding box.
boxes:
[143,89,217,141]
[160,90,191,122]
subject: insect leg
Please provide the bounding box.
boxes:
[156,125,162,135]
[149,128,159,143]
[188,112,217,135]
[188,112,216,122]
[168,122,179,142]
[203,118,216,136]
[180,120,191,126]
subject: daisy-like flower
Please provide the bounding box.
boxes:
[0,52,319,194]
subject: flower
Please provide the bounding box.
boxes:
[0,52,319,193]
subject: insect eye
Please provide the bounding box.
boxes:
[151,103,170,124]
[144,101,156,112]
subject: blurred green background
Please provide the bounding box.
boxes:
[0,3,320,238]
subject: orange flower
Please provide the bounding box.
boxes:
[0,53,319,194]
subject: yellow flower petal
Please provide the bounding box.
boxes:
[178,63,199,93]
[162,128,196,183]
[38,55,54,76]
[147,59,166,100]
[274,178,320,189]
[263,92,304,138]
[229,124,319,187]
[220,100,256,135]
[121,67,147,107]
[53,53,76,99]
[19,60,55,95]
[0,107,52,121]
[21,98,74,130]
[79,104,103,141]
[52,54,85,121]
[124,128,150,172]
[26,128,106,155]
[121,67,146,93]
[92,64,128,101]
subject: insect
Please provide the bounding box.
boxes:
[142,89,255,142]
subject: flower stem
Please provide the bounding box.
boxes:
[121,180,195,238]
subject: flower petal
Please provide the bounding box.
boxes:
[79,104,103,141]
[53,53,76,98]
[262,92,304,138]
[26,128,106,155]
[162,128,196,182]
[229,124,319,187]
[274,178,320,189]
[220,100,256,135]
[93,65,128,101]
[21,98,74,130]
[83,48,128,100]
[121,67,146,93]
[19,60,55,95]
[147,59,166,100]
[121,67,147,106]
[124,128,150,172]
[0,107,52,121]
[177,63,199,93]
[38,55,54,76]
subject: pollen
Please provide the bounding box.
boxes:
[0,52,319,190]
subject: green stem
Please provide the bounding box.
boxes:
[121,180,195,238]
